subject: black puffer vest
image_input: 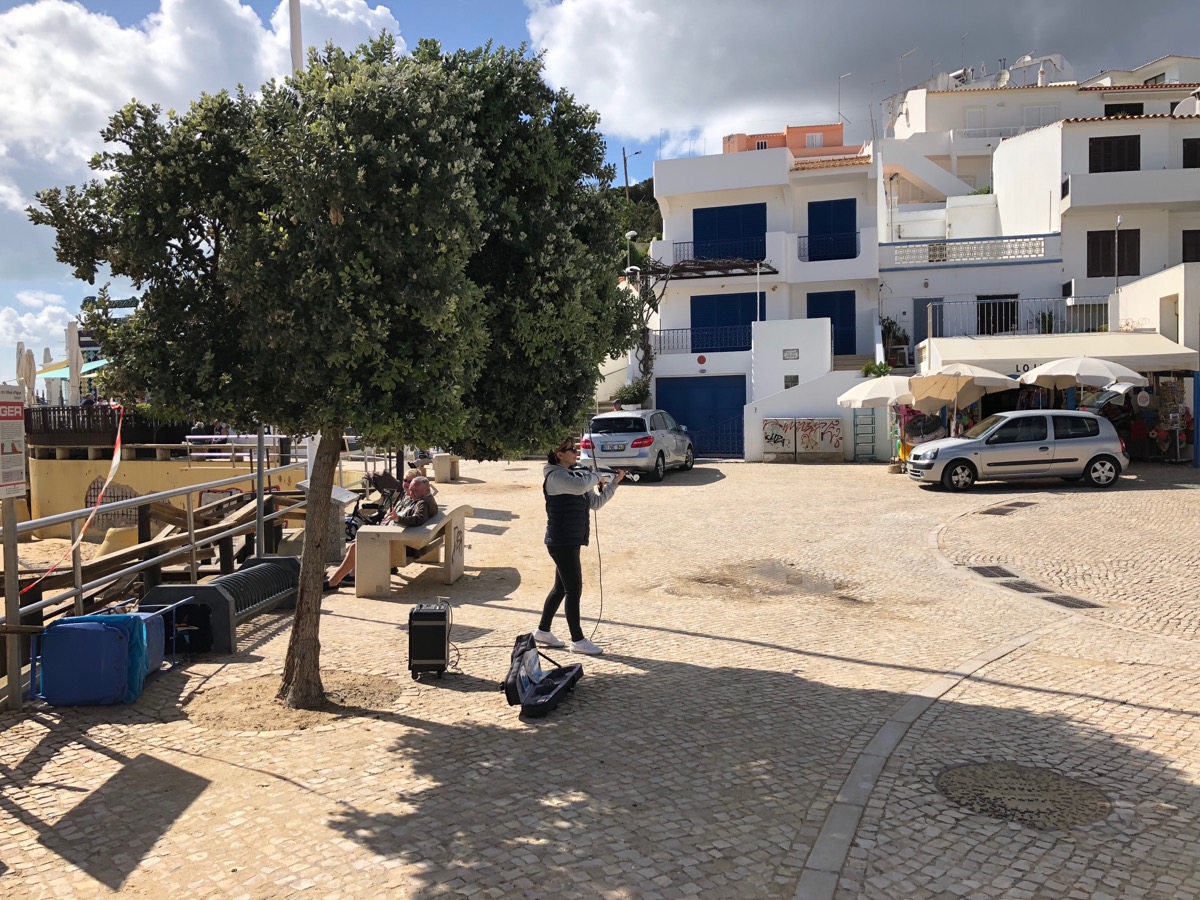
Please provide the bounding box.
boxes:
[544,473,590,546]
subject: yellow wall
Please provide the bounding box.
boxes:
[29,460,315,538]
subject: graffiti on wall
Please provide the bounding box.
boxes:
[797,419,843,453]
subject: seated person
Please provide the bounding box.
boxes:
[327,475,438,588]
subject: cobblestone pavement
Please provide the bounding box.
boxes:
[1,460,1198,899]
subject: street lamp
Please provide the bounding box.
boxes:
[838,72,852,124]
[622,147,642,202]
[624,230,638,270]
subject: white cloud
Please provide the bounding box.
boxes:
[15,290,61,309]
[0,302,75,374]
[0,0,402,288]
[529,0,1199,152]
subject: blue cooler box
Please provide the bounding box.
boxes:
[132,611,166,676]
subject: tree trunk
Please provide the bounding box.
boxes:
[277,431,342,708]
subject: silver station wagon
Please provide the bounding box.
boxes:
[580,409,694,481]
[907,409,1129,491]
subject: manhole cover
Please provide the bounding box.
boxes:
[970,566,1017,579]
[1004,501,1038,508]
[937,762,1111,829]
[1043,595,1103,610]
[979,507,1015,515]
[1000,580,1047,594]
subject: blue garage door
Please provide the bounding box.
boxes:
[656,375,746,458]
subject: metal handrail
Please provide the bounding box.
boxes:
[4,462,305,536]
[798,232,860,262]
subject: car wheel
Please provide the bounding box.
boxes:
[649,453,665,482]
[940,460,976,491]
[682,445,694,471]
[1083,455,1120,488]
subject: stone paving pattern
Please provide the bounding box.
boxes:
[1,461,1198,898]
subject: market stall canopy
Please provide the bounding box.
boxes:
[40,358,108,379]
[1018,356,1149,390]
[836,375,915,409]
[908,363,1018,410]
[925,332,1198,377]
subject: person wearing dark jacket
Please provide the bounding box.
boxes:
[327,475,438,588]
[534,438,624,654]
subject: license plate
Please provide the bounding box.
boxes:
[601,443,625,452]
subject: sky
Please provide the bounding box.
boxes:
[0,0,1197,381]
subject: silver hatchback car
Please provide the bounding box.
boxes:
[580,409,695,481]
[907,409,1129,491]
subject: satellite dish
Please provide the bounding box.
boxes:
[995,69,1011,87]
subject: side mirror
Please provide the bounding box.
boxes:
[680,425,688,432]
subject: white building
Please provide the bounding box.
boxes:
[638,54,1200,465]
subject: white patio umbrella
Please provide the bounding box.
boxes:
[836,375,915,409]
[909,363,1018,433]
[1018,356,1148,390]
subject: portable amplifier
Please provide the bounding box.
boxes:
[408,603,449,679]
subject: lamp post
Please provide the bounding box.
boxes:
[624,230,638,270]
[838,72,852,124]
[622,147,642,202]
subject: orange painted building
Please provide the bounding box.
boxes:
[722,123,863,159]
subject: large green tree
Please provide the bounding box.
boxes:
[30,36,634,708]
[414,41,639,457]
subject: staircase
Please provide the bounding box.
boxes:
[831,354,872,372]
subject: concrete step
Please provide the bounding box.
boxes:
[831,355,874,372]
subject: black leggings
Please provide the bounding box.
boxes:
[540,544,585,642]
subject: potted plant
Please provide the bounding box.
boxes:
[611,377,651,410]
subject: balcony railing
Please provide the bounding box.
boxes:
[926,296,1108,339]
[953,126,1022,140]
[673,237,766,264]
[892,235,1046,266]
[650,326,752,355]
[798,232,860,262]
[24,405,190,446]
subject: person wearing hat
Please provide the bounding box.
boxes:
[535,438,625,655]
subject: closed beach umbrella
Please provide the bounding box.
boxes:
[43,347,62,405]
[66,320,84,405]
[19,348,37,405]
[1018,356,1148,390]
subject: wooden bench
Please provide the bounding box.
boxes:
[354,505,473,598]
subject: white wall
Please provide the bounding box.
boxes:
[743,370,879,461]
[1113,263,1200,351]
[750,318,832,401]
[654,148,792,208]
[945,194,1000,238]
[1062,209,1171,290]
[994,124,1063,235]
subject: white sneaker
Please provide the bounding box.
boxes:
[532,629,565,648]
[570,638,603,655]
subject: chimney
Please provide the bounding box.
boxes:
[1037,63,1046,87]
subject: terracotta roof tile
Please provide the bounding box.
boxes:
[792,156,872,171]
[1061,113,1200,123]
[1079,82,1200,91]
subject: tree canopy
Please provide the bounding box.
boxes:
[29,35,637,707]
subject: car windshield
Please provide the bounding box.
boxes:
[589,416,649,435]
[962,414,1005,439]
[1079,389,1119,410]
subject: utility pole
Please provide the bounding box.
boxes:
[622,147,642,202]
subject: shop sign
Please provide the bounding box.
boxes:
[0,385,26,500]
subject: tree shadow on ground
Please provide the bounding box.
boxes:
[324,652,1200,899]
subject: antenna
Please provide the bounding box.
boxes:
[838,72,852,125]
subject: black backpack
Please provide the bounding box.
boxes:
[501,633,583,718]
